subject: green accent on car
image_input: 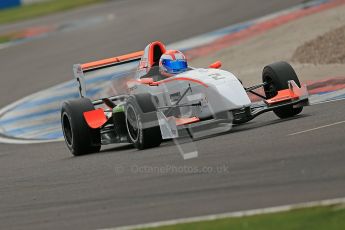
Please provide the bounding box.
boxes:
[113,104,125,113]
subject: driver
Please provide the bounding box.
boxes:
[159,50,188,77]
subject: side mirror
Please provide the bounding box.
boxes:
[209,61,222,69]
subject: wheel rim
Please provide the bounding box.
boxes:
[264,76,277,98]
[126,104,140,142]
[62,113,73,146]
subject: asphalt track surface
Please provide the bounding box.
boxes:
[1,0,345,229]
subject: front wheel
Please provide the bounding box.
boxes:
[262,61,303,118]
[125,94,162,150]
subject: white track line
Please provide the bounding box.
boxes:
[0,135,63,144]
[288,120,345,136]
[100,197,345,230]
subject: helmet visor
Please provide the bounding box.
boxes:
[163,59,188,73]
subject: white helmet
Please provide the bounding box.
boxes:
[159,50,188,76]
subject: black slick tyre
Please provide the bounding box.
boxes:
[61,98,101,156]
[262,61,303,118]
[125,94,162,150]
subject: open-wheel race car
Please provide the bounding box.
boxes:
[61,41,309,156]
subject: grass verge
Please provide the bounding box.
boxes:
[0,0,105,25]
[144,205,345,230]
[0,35,11,43]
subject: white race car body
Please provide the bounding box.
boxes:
[129,68,251,120]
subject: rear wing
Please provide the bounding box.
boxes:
[73,51,144,98]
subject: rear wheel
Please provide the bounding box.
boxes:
[61,98,101,156]
[262,61,303,118]
[125,94,162,150]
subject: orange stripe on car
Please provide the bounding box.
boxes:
[155,77,209,88]
[81,51,144,70]
[175,117,200,126]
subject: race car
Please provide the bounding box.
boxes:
[61,41,309,156]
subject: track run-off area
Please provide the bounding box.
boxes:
[0,0,344,229]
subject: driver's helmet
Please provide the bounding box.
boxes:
[159,50,188,76]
